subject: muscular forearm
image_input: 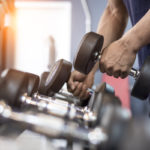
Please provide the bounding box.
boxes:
[121,9,150,52]
[90,3,128,74]
[97,6,128,48]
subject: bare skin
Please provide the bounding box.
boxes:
[100,9,150,78]
[67,0,150,99]
[67,67,96,100]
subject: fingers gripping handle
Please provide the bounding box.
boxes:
[97,53,139,79]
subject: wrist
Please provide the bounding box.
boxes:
[88,70,95,78]
[121,29,142,53]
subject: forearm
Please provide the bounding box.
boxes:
[121,9,150,52]
[97,4,128,48]
[90,3,128,74]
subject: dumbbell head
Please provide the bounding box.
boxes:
[131,56,150,100]
[45,59,72,95]
[99,104,130,150]
[89,82,121,127]
[25,72,40,96]
[102,110,150,150]
[0,69,28,108]
[119,118,150,150]
[38,72,49,95]
[74,32,104,74]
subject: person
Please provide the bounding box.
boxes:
[67,0,150,100]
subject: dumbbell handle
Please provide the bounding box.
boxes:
[129,68,140,78]
[0,100,104,145]
[57,89,80,103]
[21,93,96,122]
[97,54,140,78]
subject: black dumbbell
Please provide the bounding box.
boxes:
[0,69,120,126]
[40,59,73,96]
[73,32,150,100]
[39,71,80,104]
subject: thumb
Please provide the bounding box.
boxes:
[67,78,75,91]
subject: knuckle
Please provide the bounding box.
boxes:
[106,72,112,76]
[121,72,128,79]
[106,63,113,69]
[113,69,121,78]
[100,58,105,65]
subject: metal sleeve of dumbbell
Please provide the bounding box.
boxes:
[0,100,106,146]
[73,32,150,100]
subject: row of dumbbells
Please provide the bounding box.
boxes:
[0,62,150,150]
[0,30,150,149]
[0,66,122,149]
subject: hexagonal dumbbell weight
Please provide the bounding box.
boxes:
[73,32,150,100]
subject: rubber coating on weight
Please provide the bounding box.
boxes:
[25,72,40,96]
[0,69,28,108]
[90,82,121,127]
[74,32,104,74]
[38,72,49,95]
[45,59,72,93]
[131,56,150,100]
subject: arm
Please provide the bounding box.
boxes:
[92,0,128,74]
[122,9,150,52]
[67,0,128,99]
[99,8,150,78]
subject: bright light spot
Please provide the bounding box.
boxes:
[15,1,71,75]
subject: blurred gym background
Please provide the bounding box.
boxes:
[1,0,149,117]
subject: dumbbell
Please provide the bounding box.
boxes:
[39,59,72,96]
[73,32,150,100]
[0,100,105,146]
[1,99,149,150]
[0,69,120,127]
[0,96,134,150]
[42,59,115,99]
[26,68,121,127]
[39,72,80,104]
[24,71,78,106]
[39,59,115,109]
[0,70,144,150]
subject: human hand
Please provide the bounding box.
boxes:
[99,39,137,78]
[67,70,94,100]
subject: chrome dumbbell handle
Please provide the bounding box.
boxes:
[0,100,106,145]
[56,89,80,103]
[129,68,140,79]
[21,93,89,121]
[33,93,97,122]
